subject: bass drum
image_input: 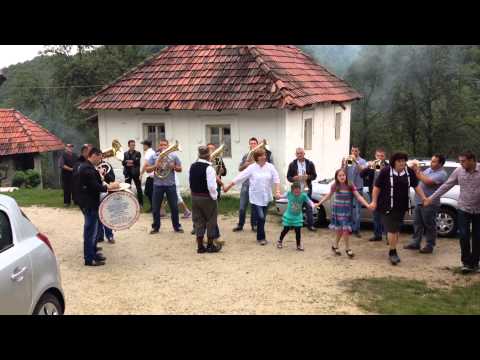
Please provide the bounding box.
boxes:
[99,188,141,231]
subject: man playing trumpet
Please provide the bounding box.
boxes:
[341,145,368,237]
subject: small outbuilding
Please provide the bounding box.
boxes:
[0,109,65,188]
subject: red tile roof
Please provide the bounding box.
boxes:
[0,109,65,156]
[78,45,361,111]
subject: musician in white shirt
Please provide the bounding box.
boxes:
[223,148,281,245]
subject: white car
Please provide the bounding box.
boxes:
[0,195,65,315]
[275,160,460,237]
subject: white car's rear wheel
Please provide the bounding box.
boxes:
[436,208,457,238]
[33,293,63,315]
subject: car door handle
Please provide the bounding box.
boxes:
[11,266,28,282]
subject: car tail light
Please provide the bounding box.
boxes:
[37,233,54,254]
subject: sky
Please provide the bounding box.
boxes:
[0,45,46,69]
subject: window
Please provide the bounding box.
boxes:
[0,211,13,254]
[143,124,166,149]
[304,118,312,150]
[335,112,342,140]
[206,125,231,157]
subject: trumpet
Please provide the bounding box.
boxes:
[343,155,358,167]
[210,144,225,176]
[369,159,386,171]
[407,159,420,169]
[246,139,267,162]
[154,140,181,179]
[102,139,124,162]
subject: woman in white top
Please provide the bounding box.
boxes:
[224,149,281,245]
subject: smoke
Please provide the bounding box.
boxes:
[299,45,363,77]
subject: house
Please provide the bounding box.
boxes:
[0,109,64,187]
[78,45,361,190]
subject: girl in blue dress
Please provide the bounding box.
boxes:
[317,169,370,258]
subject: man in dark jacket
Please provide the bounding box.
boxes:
[77,148,119,266]
[59,144,78,207]
[286,147,317,231]
[72,144,91,205]
[123,140,143,207]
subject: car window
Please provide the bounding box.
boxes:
[0,211,13,253]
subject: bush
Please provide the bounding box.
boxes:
[25,169,41,188]
[12,171,27,187]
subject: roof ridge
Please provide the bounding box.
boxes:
[77,46,170,109]
[246,45,300,109]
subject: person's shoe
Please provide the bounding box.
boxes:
[197,246,207,254]
[251,225,257,232]
[174,228,184,233]
[346,249,355,258]
[191,229,196,235]
[182,210,192,219]
[97,238,105,243]
[389,252,401,265]
[369,236,382,242]
[331,246,342,256]
[419,246,433,254]
[259,239,267,246]
[95,254,107,261]
[232,226,243,232]
[403,243,420,250]
[276,240,283,249]
[307,226,316,232]
[107,238,115,244]
[461,265,474,274]
[296,244,305,251]
[206,243,222,253]
[150,229,159,234]
[85,259,105,266]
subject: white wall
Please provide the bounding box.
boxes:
[284,103,351,186]
[98,109,285,191]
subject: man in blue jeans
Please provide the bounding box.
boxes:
[77,148,119,266]
[426,150,480,274]
[404,154,447,254]
[146,139,184,234]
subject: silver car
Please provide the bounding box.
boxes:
[0,195,65,315]
[275,160,460,237]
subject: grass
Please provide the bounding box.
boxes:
[346,277,480,315]
[3,188,275,217]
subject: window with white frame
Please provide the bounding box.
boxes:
[335,112,342,140]
[304,118,313,150]
[206,125,231,157]
[143,123,165,149]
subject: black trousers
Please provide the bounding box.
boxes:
[144,177,153,206]
[125,174,144,206]
[279,226,302,246]
[61,173,73,205]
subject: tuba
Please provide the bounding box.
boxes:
[154,140,181,179]
[246,139,267,162]
[209,144,225,176]
[343,155,358,167]
[98,139,124,178]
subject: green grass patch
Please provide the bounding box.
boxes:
[346,277,480,315]
[4,188,64,208]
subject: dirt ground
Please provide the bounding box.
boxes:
[23,206,475,315]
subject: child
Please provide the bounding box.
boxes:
[316,169,371,258]
[277,182,315,251]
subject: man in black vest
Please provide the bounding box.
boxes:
[59,143,78,207]
[189,146,222,254]
[123,140,143,207]
[77,148,119,266]
[286,147,317,231]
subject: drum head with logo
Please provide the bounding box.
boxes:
[99,190,141,231]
